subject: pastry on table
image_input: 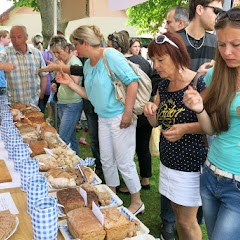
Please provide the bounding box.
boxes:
[45,169,76,188]
[35,154,58,171]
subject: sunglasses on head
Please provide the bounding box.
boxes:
[216,7,240,23]
[203,5,223,15]
[155,35,179,49]
[130,38,140,43]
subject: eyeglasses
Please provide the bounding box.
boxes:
[203,5,223,15]
[155,35,179,49]
[216,7,240,23]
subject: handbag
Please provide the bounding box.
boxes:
[103,49,152,121]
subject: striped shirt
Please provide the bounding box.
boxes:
[177,29,216,71]
[0,45,47,105]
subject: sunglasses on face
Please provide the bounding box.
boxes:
[204,5,223,15]
[216,7,240,22]
[155,35,179,49]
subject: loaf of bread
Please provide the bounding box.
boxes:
[87,191,99,209]
[67,207,106,240]
[81,183,111,207]
[28,116,48,127]
[45,169,76,188]
[101,207,131,240]
[10,102,27,110]
[29,140,48,157]
[24,109,44,118]
[57,188,84,213]
[35,154,58,171]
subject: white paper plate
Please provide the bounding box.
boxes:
[5,216,19,240]
[58,206,149,240]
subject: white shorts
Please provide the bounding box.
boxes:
[159,162,202,207]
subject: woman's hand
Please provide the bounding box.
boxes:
[55,69,73,86]
[120,111,132,128]
[39,60,63,72]
[144,102,158,117]
[183,86,204,113]
[162,124,185,142]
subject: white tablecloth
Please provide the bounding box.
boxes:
[0,134,21,189]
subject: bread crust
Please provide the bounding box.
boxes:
[101,207,131,240]
[67,208,106,240]
[57,188,84,213]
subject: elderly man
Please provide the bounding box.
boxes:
[164,6,189,33]
[0,25,47,105]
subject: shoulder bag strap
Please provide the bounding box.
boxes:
[102,48,118,81]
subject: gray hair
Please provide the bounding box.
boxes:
[10,25,28,36]
[173,6,189,26]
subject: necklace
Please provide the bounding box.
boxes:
[185,31,205,50]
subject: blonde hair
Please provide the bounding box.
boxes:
[70,25,105,47]
[32,34,44,51]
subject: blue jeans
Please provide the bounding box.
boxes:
[201,164,240,240]
[58,101,83,155]
[160,195,176,228]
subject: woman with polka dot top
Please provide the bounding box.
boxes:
[144,32,207,240]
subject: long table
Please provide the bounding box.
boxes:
[0,187,64,240]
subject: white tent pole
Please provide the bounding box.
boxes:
[53,0,58,35]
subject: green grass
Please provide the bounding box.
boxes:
[76,129,208,239]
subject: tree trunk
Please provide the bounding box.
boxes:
[37,0,68,48]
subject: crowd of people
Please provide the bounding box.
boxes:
[0,0,240,239]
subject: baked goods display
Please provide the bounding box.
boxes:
[29,140,48,157]
[45,169,76,188]
[50,146,79,168]
[67,207,106,240]
[34,154,59,171]
[81,183,111,207]
[45,166,97,188]
[101,207,139,240]
[0,210,17,240]
[57,188,85,213]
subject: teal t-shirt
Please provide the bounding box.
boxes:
[204,68,240,175]
[83,48,139,118]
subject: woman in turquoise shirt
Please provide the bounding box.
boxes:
[56,25,144,215]
[183,7,240,240]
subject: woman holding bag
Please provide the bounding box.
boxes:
[55,25,144,215]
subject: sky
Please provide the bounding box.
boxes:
[0,0,13,15]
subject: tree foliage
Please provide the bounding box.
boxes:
[127,0,188,35]
[10,0,68,48]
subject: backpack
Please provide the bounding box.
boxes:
[103,49,152,120]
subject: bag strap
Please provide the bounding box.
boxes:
[102,48,118,81]
[192,72,203,90]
